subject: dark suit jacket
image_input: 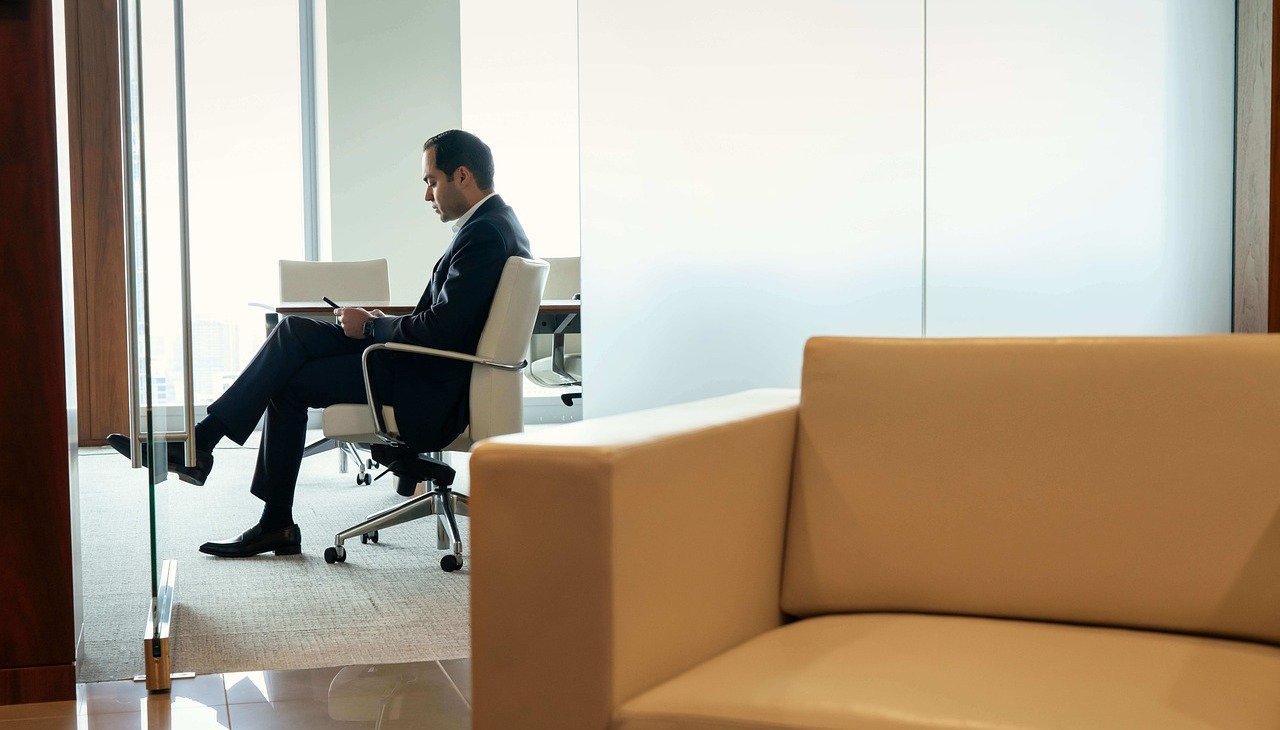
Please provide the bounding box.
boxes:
[365,195,532,450]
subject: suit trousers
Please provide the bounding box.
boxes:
[207,316,371,507]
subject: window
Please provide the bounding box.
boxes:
[139,0,306,406]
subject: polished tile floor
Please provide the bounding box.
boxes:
[0,660,471,729]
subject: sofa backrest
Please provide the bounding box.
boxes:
[781,336,1280,645]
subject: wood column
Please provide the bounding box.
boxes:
[1236,0,1272,331]
[67,0,128,446]
[1271,0,1280,331]
[0,0,79,705]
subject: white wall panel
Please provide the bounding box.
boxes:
[580,0,926,418]
[461,0,580,259]
[925,0,1235,335]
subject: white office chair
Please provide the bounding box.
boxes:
[319,256,549,571]
[278,258,390,304]
[272,259,390,484]
[260,258,391,335]
[527,256,582,391]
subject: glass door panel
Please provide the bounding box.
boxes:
[119,0,196,692]
[118,0,308,689]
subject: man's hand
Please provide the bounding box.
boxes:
[338,307,376,339]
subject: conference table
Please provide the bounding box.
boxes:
[274,298,582,381]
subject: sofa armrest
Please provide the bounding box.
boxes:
[470,389,800,730]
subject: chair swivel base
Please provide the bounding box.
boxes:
[324,452,468,572]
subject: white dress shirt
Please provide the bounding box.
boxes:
[451,192,499,234]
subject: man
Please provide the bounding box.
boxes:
[108,130,532,558]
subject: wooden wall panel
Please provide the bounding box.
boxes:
[0,0,78,705]
[0,667,77,706]
[69,0,127,446]
[1237,0,1272,332]
[1271,0,1280,332]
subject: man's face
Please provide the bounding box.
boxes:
[423,147,468,223]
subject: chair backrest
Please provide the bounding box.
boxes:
[782,335,1280,645]
[464,257,550,445]
[529,256,581,365]
[542,256,580,299]
[279,259,390,303]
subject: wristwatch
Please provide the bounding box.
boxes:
[362,318,376,340]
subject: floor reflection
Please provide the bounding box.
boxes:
[0,661,470,730]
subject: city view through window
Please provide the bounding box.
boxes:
[138,0,303,408]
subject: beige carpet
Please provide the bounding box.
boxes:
[76,437,471,682]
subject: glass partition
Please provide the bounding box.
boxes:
[578,0,927,418]
[119,0,194,692]
[924,0,1235,335]
[117,0,310,689]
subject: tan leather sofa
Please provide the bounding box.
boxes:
[469,336,1280,729]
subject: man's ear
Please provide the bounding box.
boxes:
[455,165,472,188]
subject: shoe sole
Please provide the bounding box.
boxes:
[198,545,302,558]
[176,471,207,487]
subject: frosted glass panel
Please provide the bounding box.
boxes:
[925,0,1235,335]
[461,0,579,258]
[580,0,925,418]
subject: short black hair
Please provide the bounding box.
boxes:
[423,130,495,190]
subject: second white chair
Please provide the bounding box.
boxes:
[277,258,390,484]
[278,258,390,304]
[526,256,581,386]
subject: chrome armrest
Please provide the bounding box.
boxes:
[358,342,528,443]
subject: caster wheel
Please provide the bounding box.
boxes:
[324,546,346,564]
[361,531,379,544]
[367,459,377,469]
[357,472,371,486]
[441,554,463,572]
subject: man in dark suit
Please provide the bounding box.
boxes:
[107,130,532,558]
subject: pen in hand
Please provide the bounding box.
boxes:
[322,296,341,309]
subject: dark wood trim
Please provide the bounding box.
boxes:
[0,0,78,705]
[1271,0,1280,330]
[69,0,128,445]
[68,0,89,435]
[0,666,77,706]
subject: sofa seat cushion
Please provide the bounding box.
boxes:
[614,613,1280,730]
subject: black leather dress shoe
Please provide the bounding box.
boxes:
[199,523,302,558]
[106,433,214,486]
